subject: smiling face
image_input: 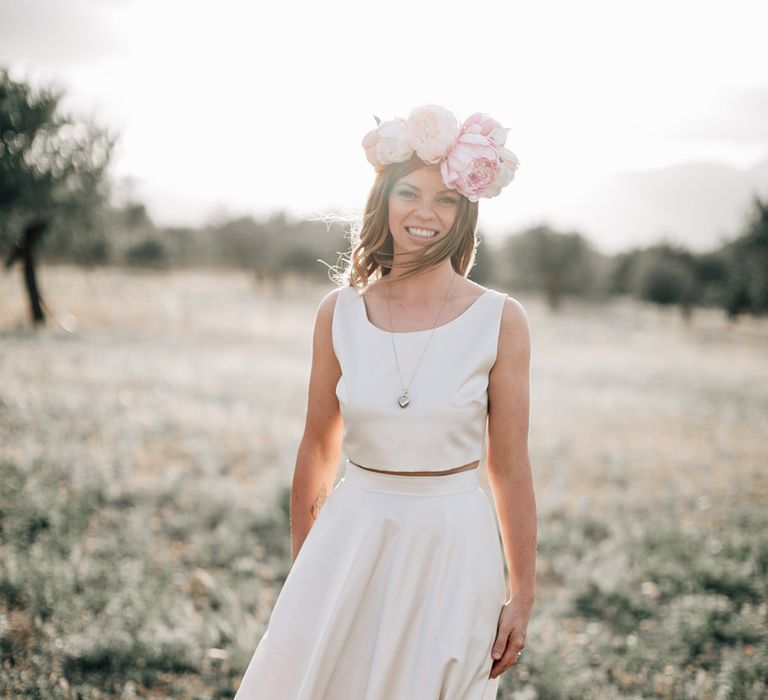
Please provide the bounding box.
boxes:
[387,165,462,253]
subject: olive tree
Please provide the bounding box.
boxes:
[1,67,116,324]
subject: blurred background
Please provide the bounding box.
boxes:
[1,0,766,698]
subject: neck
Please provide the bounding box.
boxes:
[382,260,458,300]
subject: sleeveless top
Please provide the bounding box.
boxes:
[331,284,508,472]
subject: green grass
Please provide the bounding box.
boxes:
[500,500,767,699]
[1,265,766,698]
[0,457,292,697]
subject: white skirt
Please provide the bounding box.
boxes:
[234,459,508,700]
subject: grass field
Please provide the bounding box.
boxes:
[1,265,766,699]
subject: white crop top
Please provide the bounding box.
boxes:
[331,284,508,472]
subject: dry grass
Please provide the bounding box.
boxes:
[1,265,766,699]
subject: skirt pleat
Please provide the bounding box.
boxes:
[234,460,508,700]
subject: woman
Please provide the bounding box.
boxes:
[235,104,536,699]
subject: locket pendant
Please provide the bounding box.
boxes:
[397,389,410,408]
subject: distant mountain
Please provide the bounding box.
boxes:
[555,156,768,255]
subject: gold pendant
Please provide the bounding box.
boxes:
[397,389,410,408]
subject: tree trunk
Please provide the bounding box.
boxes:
[4,220,48,325]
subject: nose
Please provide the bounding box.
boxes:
[413,204,438,220]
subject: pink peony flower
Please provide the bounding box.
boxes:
[362,105,518,199]
[461,112,509,148]
[406,104,461,164]
[375,118,413,166]
[440,133,501,202]
[361,128,384,172]
[481,146,520,199]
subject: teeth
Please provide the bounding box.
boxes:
[407,227,438,239]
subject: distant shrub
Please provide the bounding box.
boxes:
[125,239,169,267]
[632,253,697,306]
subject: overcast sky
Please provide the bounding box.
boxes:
[2,0,767,252]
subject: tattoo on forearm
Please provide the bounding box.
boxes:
[310,484,328,520]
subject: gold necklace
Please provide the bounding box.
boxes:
[386,273,457,409]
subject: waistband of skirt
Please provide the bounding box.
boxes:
[342,459,480,496]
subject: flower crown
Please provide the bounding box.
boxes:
[361,104,520,202]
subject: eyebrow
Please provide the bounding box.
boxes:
[399,181,457,195]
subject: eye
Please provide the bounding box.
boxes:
[440,197,458,204]
[398,190,415,197]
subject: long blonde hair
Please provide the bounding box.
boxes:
[331,155,480,291]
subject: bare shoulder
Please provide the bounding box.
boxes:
[309,288,345,377]
[500,294,530,330]
[314,286,345,350]
[316,285,344,321]
[496,294,531,363]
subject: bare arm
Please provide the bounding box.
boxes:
[487,295,536,606]
[290,287,344,562]
[486,296,537,679]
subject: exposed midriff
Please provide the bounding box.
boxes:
[349,459,480,476]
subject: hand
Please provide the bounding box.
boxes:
[489,596,531,680]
